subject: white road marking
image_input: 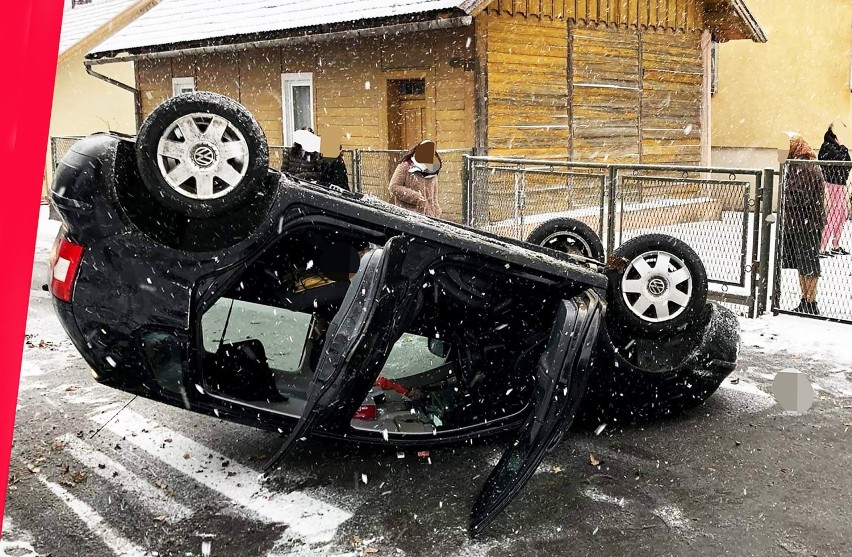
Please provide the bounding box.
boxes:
[1,516,39,557]
[59,385,115,406]
[19,361,44,378]
[91,409,352,544]
[37,476,149,557]
[59,434,193,524]
[268,543,357,557]
[18,361,47,395]
[17,382,47,393]
[90,402,126,416]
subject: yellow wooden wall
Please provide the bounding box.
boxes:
[134,2,708,220]
[641,29,702,164]
[483,13,570,158]
[479,1,704,164]
[136,30,474,150]
[571,24,641,162]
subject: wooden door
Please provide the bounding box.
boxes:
[398,99,426,150]
[388,79,427,151]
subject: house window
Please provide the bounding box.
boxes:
[282,73,315,147]
[172,77,195,97]
[394,79,426,97]
[710,41,719,96]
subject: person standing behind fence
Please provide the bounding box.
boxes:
[782,135,826,316]
[817,125,850,257]
[388,140,442,218]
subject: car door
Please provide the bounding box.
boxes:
[264,235,421,471]
[469,289,605,536]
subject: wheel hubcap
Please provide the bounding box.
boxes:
[156,113,250,200]
[647,277,668,297]
[620,250,693,323]
[191,143,218,168]
[541,231,593,259]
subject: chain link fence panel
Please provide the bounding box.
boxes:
[467,159,608,241]
[614,170,755,288]
[50,136,85,172]
[466,157,767,316]
[773,160,852,323]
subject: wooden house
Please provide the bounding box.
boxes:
[86,0,765,221]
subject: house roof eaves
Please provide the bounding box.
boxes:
[86,14,475,65]
[87,0,494,60]
[60,0,159,63]
[728,0,767,43]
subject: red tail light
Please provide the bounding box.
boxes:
[49,236,84,302]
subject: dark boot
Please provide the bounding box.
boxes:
[808,300,820,316]
[793,298,807,313]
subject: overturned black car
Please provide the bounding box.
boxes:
[48,92,739,535]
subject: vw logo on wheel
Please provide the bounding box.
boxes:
[648,277,667,296]
[192,144,217,168]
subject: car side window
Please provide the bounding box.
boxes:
[201,297,313,373]
[382,333,447,379]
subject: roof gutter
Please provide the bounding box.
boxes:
[84,62,143,131]
[87,15,474,65]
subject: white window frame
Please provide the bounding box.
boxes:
[172,76,195,97]
[281,72,315,147]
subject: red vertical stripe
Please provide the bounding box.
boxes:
[0,0,64,532]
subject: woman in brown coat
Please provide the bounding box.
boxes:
[388,141,442,218]
[782,135,827,315]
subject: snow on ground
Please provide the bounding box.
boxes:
[740,313,852,365]
[33,204,60,259]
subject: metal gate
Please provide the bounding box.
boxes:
[466,156,775,318]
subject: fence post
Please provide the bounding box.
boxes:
[354,150,362,193]
[461,152,472,226]
[770,164,786,315]
[746,171,763,319]
[606,166,618,256]
[758,168,775,316]
[513,164,523,240]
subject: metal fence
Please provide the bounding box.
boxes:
[466,156,773,317]
[50,136,84,173]
[772,160,852,323]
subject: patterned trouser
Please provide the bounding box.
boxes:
[821,182,849,251]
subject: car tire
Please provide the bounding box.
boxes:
[525,218,605,261]
[136,92,269,218]
[606,233,707,338]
